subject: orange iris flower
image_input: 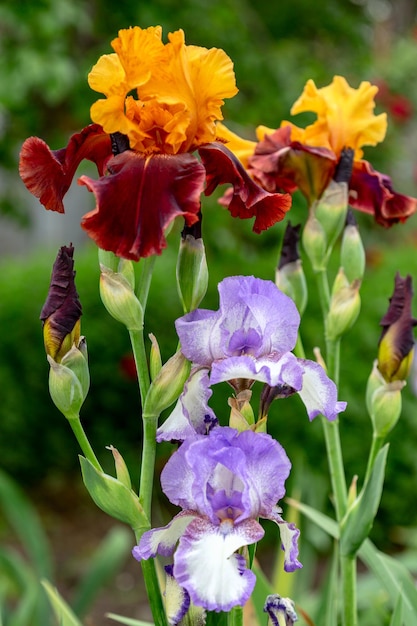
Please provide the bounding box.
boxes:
[19,26,291,260]
[222,76,416,227]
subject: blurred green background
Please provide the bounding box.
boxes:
[1,0,417,624]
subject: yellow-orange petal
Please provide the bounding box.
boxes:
[111,26,163,89]
[290,76,387,158]
[88,53,127,96]
[90,97,137,136]
[215,122,256,168]
[186,45,238,144]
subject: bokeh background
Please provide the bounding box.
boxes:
[1,0,417,624]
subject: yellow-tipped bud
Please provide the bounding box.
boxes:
[228,390,254,431]
[377,274,416,383]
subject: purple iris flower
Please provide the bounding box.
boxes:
[133,427,301,612]
[157,276,346,442]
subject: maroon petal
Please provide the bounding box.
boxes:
[249,127,336,204]
[350,160,417,227]
[19,124,112,213]
[198,142,292,233]
[78,151,206,260]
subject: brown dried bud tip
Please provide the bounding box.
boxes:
[278,221,301,269]
[334,147,354,184]
[40,244,82,361]
[181,210,202,240]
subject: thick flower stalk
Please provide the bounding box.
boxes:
[218,76,417,226]
[19,26,291,261]
[133,426,301,612]
[157,275,346,442]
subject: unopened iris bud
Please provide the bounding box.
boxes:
[40,244,82,363]
[326,268,361,340]
[40,245,90,418]
[144,350,191,415]
[99,265,143,331]
[106,445,132,490]
[366,361,405,437]
[149,333,163,380]
[47,338,90,419]
[314,179,349,256]
[176,216,208,313]
[264,593,298,625]
[228,389,254,431]
[341,209,365,284]
[276,222,308,315]
[377,273,416,383]
[301,214,327,272]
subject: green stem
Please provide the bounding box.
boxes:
[316,270,355,624]
[364,433,385,484]
[137,255,157,311]
[129,329,151,408]
[315,268,331,318]
[228,605,243,626]
[294,333,306,359]
[139,412,159,520]
[135,537,168,626]
[67,416,102,471]
[320,416,347,521]
[341,555,357,626]
[132,251,166,624]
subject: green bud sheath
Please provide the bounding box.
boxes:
[176,234,209,313]
[100,265,143,331]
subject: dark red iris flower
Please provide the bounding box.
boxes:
[19,125,292,261]
[248,126,417,227]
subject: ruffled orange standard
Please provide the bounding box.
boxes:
[88,26,239,153]
[19,26,292,260]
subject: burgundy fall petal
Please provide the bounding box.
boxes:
[198,142,292,233]
[350,160,417,227]
[79,150,206,260]
[19,125,112,213]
